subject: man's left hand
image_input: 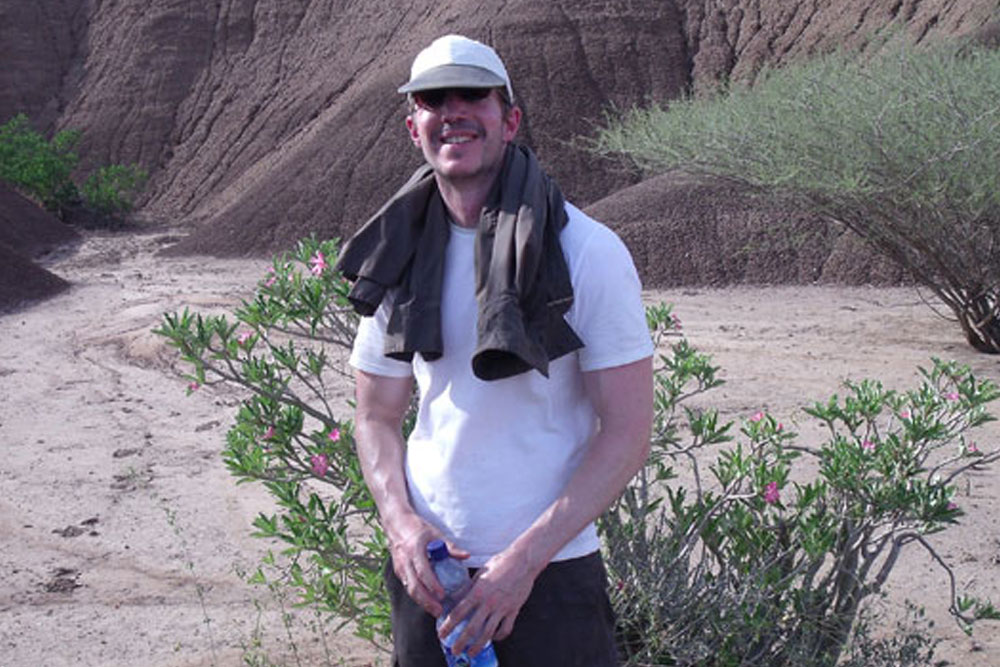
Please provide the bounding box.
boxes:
[435,547,537,657]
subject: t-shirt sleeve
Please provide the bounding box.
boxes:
[348,300,414,378]
[566,221,654,372]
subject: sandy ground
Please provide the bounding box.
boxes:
[1,229,999,666]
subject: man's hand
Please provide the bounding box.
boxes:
[436,545,537,657]
[389,515,470,617]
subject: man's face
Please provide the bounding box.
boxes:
[406,88,521,188]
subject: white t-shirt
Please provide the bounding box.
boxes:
[349,202,653,567]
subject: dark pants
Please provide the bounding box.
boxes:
[385,551,619,667]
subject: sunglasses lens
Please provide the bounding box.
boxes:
[414,90,446,108]
[459,88,491,102]
[414,88,493,109]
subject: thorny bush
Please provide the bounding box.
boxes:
[592,41,1000,355]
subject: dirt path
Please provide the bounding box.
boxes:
[1,230,997,666]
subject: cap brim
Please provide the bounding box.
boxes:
[398,64,507,93]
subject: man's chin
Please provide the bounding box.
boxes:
[436,145,476,164]
[435,160,481,180]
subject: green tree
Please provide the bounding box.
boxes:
[0,113,80,213]
[80,163,148,217]
[0,113,147,223]
[592,41,1000,354]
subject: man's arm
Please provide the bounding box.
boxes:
[441,355,655,655]
[353,368,455,616]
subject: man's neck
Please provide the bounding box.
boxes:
[434,167,503,229]
[438,187,486,228]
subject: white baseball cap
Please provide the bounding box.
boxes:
[398,34,514,102]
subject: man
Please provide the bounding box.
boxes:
[337,34,654,666]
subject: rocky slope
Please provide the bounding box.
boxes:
[1,0,997,304]
[0,184,79,310]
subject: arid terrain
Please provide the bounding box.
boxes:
[3,2,1000,665]
[1,228,999,666]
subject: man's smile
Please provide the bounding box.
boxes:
[439,124,480,146]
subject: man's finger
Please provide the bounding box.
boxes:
[470,610,505,657]
[416,559,444,599]
[494,614,515,641]
[454,603,496,656]
[407,571,442,617]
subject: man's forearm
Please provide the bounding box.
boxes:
[354,419,419,537]
[352,370,421,542]
[353,369,452,613]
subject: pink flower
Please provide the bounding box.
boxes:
[776,423,784,432]
[237,330,252,346]
[967,442,979,454]
[328,428,341,442]
[763,481,780,505]
[945,392,960,401]
[263,425,276,440]
[899,410,911,420]
[948,502,959,511]
[309,251,327,276]
[750,411,765,423]
[187,381,200,392]
[310,453,329,478]
[861,439,876,452]
[263,267,277,287]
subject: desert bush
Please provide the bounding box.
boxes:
[0,113,147,222]
[837,601,939,667]
[603,307,1000,665]
[155,238,1000,661]
[0,113,80,212]
[592,41,1000,355]
[80,163,148,217]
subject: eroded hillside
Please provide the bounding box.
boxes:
[0,0,996,298]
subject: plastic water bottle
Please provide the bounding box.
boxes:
[426,539,499,667]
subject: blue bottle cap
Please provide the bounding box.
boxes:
[426,539,449,561]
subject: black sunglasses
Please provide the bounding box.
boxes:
[412,87,494,109]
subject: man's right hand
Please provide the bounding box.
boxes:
[387,514,454,616]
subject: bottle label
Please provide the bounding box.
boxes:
[441,620,499,667]
[442,645,498,667]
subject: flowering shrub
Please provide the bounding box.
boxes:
[156,237,391,644]
[601,307,1000,665]
[156,239,999,661]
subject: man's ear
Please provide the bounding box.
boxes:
[502,105,522,143]
[405,115,421,147]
